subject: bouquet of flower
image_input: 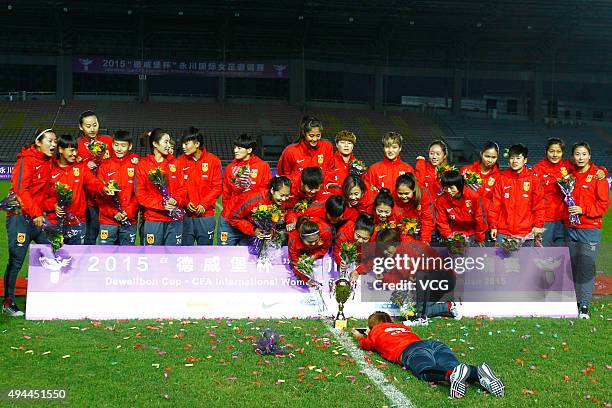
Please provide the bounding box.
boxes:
[55,183,80,227]
[293,200,310,213]
[375,222,395,233]
[295,254,319,285]
[87,140,107,170]
[340,242,359,276]
[435,164,458,179]
[445,233,468,255]
[148,167,185,221]
[231,165,252,191]
[0,191,21,214]
[390,289,416,320]
[463,170,483,191]
[399,217,420,238]
[250,203,284,262]
[496,235,523,259]
[106,180,131,227]
[252,327,286,356]
[557,174,580,225]
[348,159,368,176]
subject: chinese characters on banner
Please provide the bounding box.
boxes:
[0,165,13,180]
[73,57,289,78]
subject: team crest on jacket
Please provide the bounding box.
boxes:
[465,200,472,208]
[128,168,134,177]
[77,156,83,163]
[146,234,155,244]
[202,162,209,172]
[169,164,176,173]
[103,150,110,159]
[220,231,228,242]
[250,168,258,178]
[523,181,530,191]
[100,229,109,240]
[586,175,593,183]
[488,177,495,186]
[73,167,80,177]
[16,232,26,244]
[131,157,139,165]
[317,154,324,164]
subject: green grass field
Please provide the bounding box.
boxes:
[0,181,610,407]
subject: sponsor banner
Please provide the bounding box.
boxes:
[0,164,13,180]
[26,245,578,320]
[73,57,288,78]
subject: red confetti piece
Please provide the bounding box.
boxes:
[146,326,161,330]
[563,375,570,381]
[522,389,538,395]
[185,357,201,362]
[515,358,525,366]
[91,321,101,327]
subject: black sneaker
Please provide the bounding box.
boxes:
[2,303,24,317]
[477,362,505,397]
[449,363,470,398]
[579,305,590,320]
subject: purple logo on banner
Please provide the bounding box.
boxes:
[73,57,288,79]
[0,165,13,180]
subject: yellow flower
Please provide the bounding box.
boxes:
[560,167,568,177]
[271,214,280,223]
[258,204,268,211]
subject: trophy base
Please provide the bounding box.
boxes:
[334,319,348,330]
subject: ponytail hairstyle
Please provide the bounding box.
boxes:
[268,175,292,192]
[181,126,203,146]
[146,128,169,153]
[374,188,395,210]
[342,175,366,201]
[30,127,55,149]
[395,173,422,208]
[78,110,97,126]
[296,216,320,239]
[354,213,375,236]
[298,115,323,141]
[428,139,448,159]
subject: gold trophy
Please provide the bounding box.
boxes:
[330,242,359,329]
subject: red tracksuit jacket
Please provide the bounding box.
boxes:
[227,191,288,236]
[333,220,373,275]
[532,159,576,223]
[285,173,342,209]
[363,157,415,194]
[175,149,222,218]
[10,146,53,219]
[136,154,187,222]
[345,187,375,218]
[394,187,435,242]
[415,158,445,202]
[460,161,501,226]
[288,219,333,283]
[436,188,487,242]
[44,160,106,224]
[222,154,271,219]
[277,139,335,178]
[358,323,421,364]
[564,164,609,230]
[326,151,356,188]
[489,167,545,236]
[97,154,140,225]
[370,209,401,241]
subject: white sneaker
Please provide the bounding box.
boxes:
[477,362,505,397]
[2,303,25,317]
[449,302,462,320]
[403,317,429,327]
[449,363,470,398]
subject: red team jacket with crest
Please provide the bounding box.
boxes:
[357,323,421,364]
[435,188,487,242]
[415,158,442,201]
[44,160,107,224]
[363,157,415,194]
[460,161,500,225]
[532,159,576,223]
[277,139,335,177]
[175,149,222,218]
[564,165,609,230]
[288,219,333,283]
[97,154,140,225]
[221,154,271,219]
[393,187,435,242]
[10,146,53,219]
[489,167,545,236]
[227,191,282,236]
[136,154,187,222]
